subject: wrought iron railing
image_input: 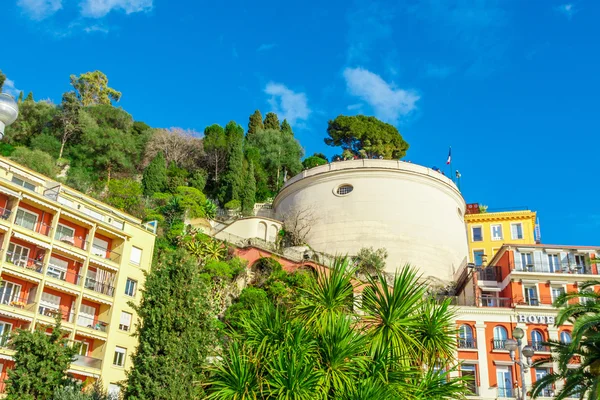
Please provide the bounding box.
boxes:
[84,276,115,297]
[5,250,44,273]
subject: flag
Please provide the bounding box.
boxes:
[446,147,452,165]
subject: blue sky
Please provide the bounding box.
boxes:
[2,0,599,246]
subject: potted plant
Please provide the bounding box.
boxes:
[224,200,241,217]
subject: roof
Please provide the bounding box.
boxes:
[465,209,536,222]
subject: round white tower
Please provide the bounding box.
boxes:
[0,93,18,139]
[273,159,468,281]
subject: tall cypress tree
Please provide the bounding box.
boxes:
[281,119,292,134]
[263,112,280,130]
[220,121,244,204]
[247,110,264,136]
[125,249,218,399]
[142,153,167,196]
[241,162,256,215]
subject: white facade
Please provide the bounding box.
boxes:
[273,159,469,280]
[214,217,282,244]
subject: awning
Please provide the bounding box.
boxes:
[3,267,41,283]
[97,226,127,240]
[44,281,81,296]
[12,231,51,249]
[75,328,108,341]
[494,360,515,366]
[61,210,94,226]
[0,224,9,231]
[23,194,59,211]
[479,286,501,292]
[67,368,100,378]
[88,257,119,272]
[82,291,113,305]
[0,186,21,199]
[53,244,86,260]
[0,353,13,361]
[0,308,33,322]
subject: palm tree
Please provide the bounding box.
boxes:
[207,258,467,399]
[531,280,600,399]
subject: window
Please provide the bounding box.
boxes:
[551,286,565,303]
[55,224,75,243]
[113,346,126,367]
[14,208,37,231]
[548,254,562,273]
[0,281,22,305]
[472,226,483,242]
[525,286,539,306]
[0,322,12,346]
[39,292,61,317]
[47,257,68,281]
[336,184,353,195]
[521,252,533,271]
[129,246,142,266]
[531,330,544,351]
[560,331,572,344]
[7,243,30,267]
[75,340,89,356]
[493,326,508,349]
[491,224,503,241]
[511,223,523,240]
[461,364,478,395]
[458,325,475,349]
[91,237,109,258]
[473,250,485,266]
[496,366,513,398]
[11,176,35,191]
[119,312,132,331]
[574,254,587,272]
[77,304,97,328]
[125,279,137,297]
[535,368,553,397]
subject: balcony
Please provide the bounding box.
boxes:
[458,338,477,349]
[492,339,507,350]
[14,217,51,237]
[0,293,35,311]
[91,244,121,264]
[0,207,11,221]
[76,314,109,333]
[84,276,115,297]
[477,266,500,281]
[530,342,550,352]
[516,296,554,307]
[481,296,512,308]
[4,250,44,273]
[45,267,83,286]
[54,233,88,251]
[517,262,595,275]
[37,306,75,323]
[72,354,103,370]
[497,387,516,398]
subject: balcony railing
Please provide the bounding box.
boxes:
[517,262,595,275]
[477,266,500,281]
[84,276,115,297]
[0,207,11,221]
[54,234,88,251]
[91,244,121,263]
[497,387,516,398]
[14,219,52,237]
[76,314,109,332]
[481,296,512,308]
[493,339,507,350]
[530,342,550,352]
[45,267,82,286]
[72,354,103,370]
[0,293,35,310]
[37,306,75,323]
[458,338,477,349]
[5,251,44,273]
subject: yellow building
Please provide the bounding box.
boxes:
[0,157,156,396]
[464,205,537,266]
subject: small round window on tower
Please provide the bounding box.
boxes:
[336,184,353,196]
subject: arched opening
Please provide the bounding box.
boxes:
[257,222,267,241]
[458,324,475,349]
[493,326,508,349]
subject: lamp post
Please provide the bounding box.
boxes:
[505,327,535,400]
[0,93,18,140]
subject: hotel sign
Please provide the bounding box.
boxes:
[517,315,556,325]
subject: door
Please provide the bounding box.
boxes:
[548,254,561,273]
[7,243,30,267]
[47,257,68,280]
[92,237,109,257]
[496,366,513,397]
[535,368,551,396]
[78,304,96,328]
[0,282,22,305]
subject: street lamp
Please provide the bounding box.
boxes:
[505,327,535,400]
[0,93,18,140]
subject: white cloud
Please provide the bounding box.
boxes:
[17,0,62,20]
[555,3,577,20]
[426,64,455,79]
[264,82,311,126]
[84,24,110,34]
[347,103,363,111]
[2,78,22,99]
[80,0,152,18]
[257,43,277,52]
[343,67,419,124]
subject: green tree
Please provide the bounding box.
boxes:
[17,91,24,103]
[165,161,189,193]
[203,124,228,186]
[302,154,328,170]
[246,128,303,192]
[220,121,244,204]
[125,249,219,400]
[10,147,58,177]
[0,70,5,92]
[4,99,57,146]
[189,169,208,192]
[105,178,143,216]
[325,115,409,159]
[281,119,292,134]
[6,317,76,400]
[142,153,167,196]
[354,247,388,276]
[247,110,264,136]
[241,162,256,215]
[54,92,82,160]
[70,71,122,106]
[532,280,600,399]
[25,92,34,102]
[263,112,280,130]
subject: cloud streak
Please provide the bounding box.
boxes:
[343,67,419,124]
[80,0,153,18]
[257,43,277,52]
[17,0,62,20]
[264,82,311,126]
[555,3,577,20]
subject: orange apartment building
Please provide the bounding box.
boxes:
[452,243,597,399]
